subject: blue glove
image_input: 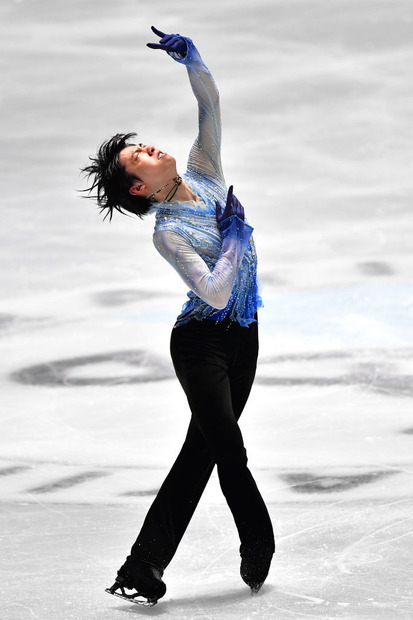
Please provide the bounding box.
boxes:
[215,185,245,228]
[146,26,187,56]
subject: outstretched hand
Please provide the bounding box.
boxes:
[147,26,187,56]
[216,185,245,227]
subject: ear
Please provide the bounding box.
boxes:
[129,183,146,196]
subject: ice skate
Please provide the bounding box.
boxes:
[105,558,166,607]
[240,541,275,594]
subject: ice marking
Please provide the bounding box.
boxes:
[281,590,325,604]
[9,348,413,396]
[282,470,397,494]
[121,489,159,497]
[0,313,15,328]
[7,603,37,617]
[336,513,413,574]
[93,288,164,307]
[0,466,30,476]
[256,348,413,397]
[367,527,413,549]
[10,350,175,386]
[26,471,109,494]
[276,497,405,545]
[357,261,395,276]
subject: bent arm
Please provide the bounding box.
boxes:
[153,216,252,309]
[169,38,224,183]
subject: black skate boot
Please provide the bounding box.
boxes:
[240,541,275,594]
[105,557,166,607]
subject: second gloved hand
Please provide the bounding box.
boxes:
[215,185,245,228]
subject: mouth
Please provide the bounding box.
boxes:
[158,151,166,160]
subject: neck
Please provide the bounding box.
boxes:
[152,178,196,204]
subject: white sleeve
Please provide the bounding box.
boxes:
[153,217,253,309]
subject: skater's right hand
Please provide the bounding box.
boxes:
[146,26,187,56]
[215,185,245,228]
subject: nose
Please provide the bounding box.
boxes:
[145,145,156,156]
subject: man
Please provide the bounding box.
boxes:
[82,26,275,607]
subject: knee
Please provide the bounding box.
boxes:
[216,445,248,469]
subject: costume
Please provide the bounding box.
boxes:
[150,37,262,327]
[113,35,274,602]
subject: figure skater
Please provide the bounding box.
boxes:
[81,26,275,606]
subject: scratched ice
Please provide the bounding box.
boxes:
[1,0,413,618]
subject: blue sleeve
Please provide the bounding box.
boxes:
[219,215,253,264]
[168,38,224,184]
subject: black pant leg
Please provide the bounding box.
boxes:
[227,320,259,419]
[130,418,215,571]
[171,320,274,548]
[128,319,273,572]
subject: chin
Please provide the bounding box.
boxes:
[165,157,178,176]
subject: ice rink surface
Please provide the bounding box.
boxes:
[1,0,413,618]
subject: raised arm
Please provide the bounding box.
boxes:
[147,27,224,183]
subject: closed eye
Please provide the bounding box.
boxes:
[133,144,146,160]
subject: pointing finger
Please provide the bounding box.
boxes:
[151,26,166,38]
[226,185,233,207]
[146,43,169,50]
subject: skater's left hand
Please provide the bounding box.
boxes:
[215,185,245,228]
[147,26,187,56]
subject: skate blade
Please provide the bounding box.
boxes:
[105,586,157,607]
[250,581,264,595]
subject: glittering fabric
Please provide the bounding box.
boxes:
[150,38,263,327]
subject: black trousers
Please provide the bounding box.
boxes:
[130,317,274,572]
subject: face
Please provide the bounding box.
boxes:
[118,143,177,197]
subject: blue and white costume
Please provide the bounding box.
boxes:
[150,38,263,326]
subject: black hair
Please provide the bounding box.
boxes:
[80,132,151,221]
